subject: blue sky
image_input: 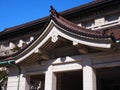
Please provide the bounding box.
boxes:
[0,0,93,31]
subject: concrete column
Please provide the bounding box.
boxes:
[25,75,30,90]
[19,73,26,90]
[83,59,96,90]
[45,65,57,90]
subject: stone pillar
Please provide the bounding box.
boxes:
[45,65,57,90]
[83,59,96,90]
[19,68,28,90]
[25,75,30,90]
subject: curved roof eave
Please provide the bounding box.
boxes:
[14,19,112,64]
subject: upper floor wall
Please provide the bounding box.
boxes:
[0,36,34,56]
[71,3,120,30]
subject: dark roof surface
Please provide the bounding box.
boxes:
[50,6,112,39]
[50,6,120,42]
[0,0,117,36]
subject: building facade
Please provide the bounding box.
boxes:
[0,0,120,90]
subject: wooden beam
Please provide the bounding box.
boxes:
[74,44,89,54]
[34,49,51,60]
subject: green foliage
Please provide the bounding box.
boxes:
[0,70,8,84]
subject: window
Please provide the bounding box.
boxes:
[105,14,119,22]
[82,20,94,28]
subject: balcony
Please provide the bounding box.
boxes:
[87,19,120,30]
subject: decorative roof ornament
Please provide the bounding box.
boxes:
[50,6,59,18]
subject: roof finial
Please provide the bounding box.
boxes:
[50,6,59,17]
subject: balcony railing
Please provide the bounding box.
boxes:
[0,49,16,56]
[87,19,120,30]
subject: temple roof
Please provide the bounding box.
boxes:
[50,6,120,42]
[50,6,112,39]
[0,6,119,62]
[0,1,120,63]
